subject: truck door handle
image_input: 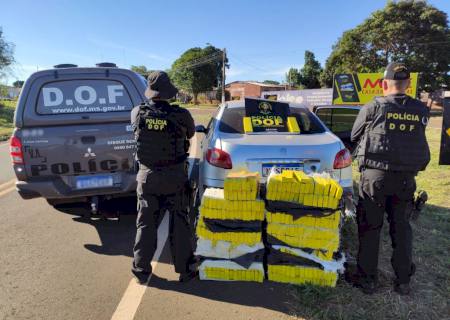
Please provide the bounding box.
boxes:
[81,136,96,144]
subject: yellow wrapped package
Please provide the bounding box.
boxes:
[265,210,341,230]
[267,265,338,287]
[199,260,264,282]
[267,223,340,252]
[266,170,344,209]
[223,171,260,200]
[200,188,265,221]
[196,217,262,246]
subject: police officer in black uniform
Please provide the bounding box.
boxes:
[131,71,196,284]
[350,63,430,295]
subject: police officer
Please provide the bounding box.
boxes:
[131,71,196,284]
[350,63,430,295]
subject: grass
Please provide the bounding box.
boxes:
[0,100,16,140]
[289,127,449,320]
[178,102,218,109]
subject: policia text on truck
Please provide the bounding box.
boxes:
[349,62,430,295]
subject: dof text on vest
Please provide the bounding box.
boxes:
[135,102,187,167]
[362,95,430,172]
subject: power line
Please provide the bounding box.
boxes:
[171,51,223,71]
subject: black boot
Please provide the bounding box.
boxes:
[394,283,411,295]
[179,270,198,283]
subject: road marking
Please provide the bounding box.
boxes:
[111,212,169,320]
[0,179,15,197]
[111,135,198,320]
[0,185,16,197]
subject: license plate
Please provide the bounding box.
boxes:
[75,175,114,190]
[262,163,303,177]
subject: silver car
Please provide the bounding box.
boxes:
[196,100,354,207]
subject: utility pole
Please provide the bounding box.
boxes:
[222,48,226,104]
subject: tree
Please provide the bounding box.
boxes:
[0,85,8,98]
[12,80,24,88]
[0,27,14,79]
[285,68,302,88]
[321,1,450,91]
[170,45,227,104]
[262,80,280,85]
[130,65,153,78]
[299,51,322,89]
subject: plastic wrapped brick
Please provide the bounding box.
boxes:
[196,217,262,246]
[195,239,264,260]
[267,265,338,287]
[199,260,264,282]
[223,171,260,201]
[266,170,343,210]
[200,188,265,221]
[265,210,341,230]
[269,245,345,272]
[266,223,340,253]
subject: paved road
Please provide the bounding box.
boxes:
[0,122,297,320]
[0,142,15,184]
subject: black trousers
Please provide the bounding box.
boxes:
[357,168,416,284]
[132,165,194,275]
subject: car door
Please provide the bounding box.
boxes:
[314,106,361,152]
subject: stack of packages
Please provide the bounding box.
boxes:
[265,170,345,287]
[195,172,266,282]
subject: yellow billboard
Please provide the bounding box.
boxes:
[332,73,418,105]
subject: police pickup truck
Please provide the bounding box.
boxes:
[10,63,147,213]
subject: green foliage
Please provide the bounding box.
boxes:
[130,65,153,78]
[262,80,280,85]
[321,1,450,91]
[300,51,322,89]
[285,67,302,88]
[286,51,322,89]
[0,28,14,79]
[12,80,24,88]
[0,85,8,97]
[0,99,16,139]
[170,45,226,104]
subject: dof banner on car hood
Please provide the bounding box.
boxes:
[332,73,419,105]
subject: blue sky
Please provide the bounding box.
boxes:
[2,0,449,85]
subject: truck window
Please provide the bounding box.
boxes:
[36,80,133,115]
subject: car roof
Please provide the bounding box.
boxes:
[25,66,142,82]
[223,99,309,110]
[315,104,362,109]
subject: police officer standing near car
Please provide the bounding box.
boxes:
[131,71,197,284]
[350,63,430,295]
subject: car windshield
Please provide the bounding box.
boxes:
[218,106,326,134]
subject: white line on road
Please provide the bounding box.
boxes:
[0,179,15,197]
[0,185,15,198]
[110,136,198,320]
[0,179,15,190]
[111,212,169,320]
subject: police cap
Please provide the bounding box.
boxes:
[384,62,410,80]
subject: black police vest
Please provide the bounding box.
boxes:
[135,103,187,167]
[360,95,430,172]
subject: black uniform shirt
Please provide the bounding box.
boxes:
[131,100,195,139]
[351,94,410,144]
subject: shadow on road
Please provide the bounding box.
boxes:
[53,197,138,257]
[148,273,297,316]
